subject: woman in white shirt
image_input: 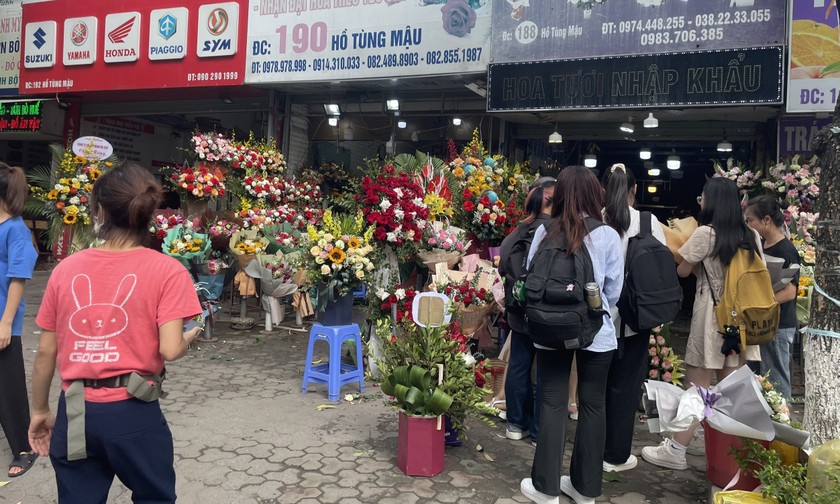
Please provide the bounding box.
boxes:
[600,164,667,473]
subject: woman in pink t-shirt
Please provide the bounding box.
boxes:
[29,163,201,503]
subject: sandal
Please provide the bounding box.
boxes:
[568,402,579,421]
[8,452,37,478]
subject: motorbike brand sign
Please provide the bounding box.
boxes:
[197,3,237,58]
[63,17,96,66]
[19,0,246,92]
[149,8,188,60]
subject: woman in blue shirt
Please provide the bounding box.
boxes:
[0,162,39,477]
[520,166,624,504]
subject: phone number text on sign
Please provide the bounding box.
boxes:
[246,0,492,82]
[186,71,240,82]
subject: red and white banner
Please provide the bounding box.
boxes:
[19,0,246,93]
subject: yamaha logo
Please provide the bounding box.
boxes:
[70,22,87,46]
[207,8,228,36]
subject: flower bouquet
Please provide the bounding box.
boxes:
[302,211,375,310]
[435,274,496,343]
[713,158,763,197]
[372,285,418,324]
[242,173,284,203]
[357,165,430,252]
[244,252,299,325]
[150,211,185,241]
[264,222,303,254]
[229,230,269,269]
[190,131,235,163]
[168,163,226,202]
[462,189,510,244]
[648,324,685,387]
[207,218,240,251]
[229,134,287,173]
[162,224,210,273]
[416,225,470,270]
[765,155,821,211]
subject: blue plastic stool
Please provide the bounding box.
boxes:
[302,323,364,401]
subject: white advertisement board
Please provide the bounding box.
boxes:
[0,0,21,93]
[245,0,491,83]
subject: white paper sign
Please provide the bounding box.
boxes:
[72,136,114,160]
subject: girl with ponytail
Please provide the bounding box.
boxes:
[30,163,202,502]
[0,162,39,477]
[600,163,667,473]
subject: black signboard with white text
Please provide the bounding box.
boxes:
[487,47,783,112]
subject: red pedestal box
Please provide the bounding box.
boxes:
[704,421,768,490]
[397,411,445,477]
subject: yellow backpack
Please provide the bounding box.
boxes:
[707,246,780,345]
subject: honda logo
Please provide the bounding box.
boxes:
[108,17,135,44]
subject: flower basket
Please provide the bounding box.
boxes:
[704,420,768,491]
[318,292,354,326]
[397,411,445,477]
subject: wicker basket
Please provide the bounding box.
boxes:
[230,316,255,330]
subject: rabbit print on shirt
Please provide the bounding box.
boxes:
[69,274,137,340]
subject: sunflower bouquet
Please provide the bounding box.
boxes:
[229,230,270,269]
[162,224,210,271]
[302,210,375,304]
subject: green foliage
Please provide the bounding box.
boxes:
[374,319,494,434]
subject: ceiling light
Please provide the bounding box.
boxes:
[643,112,658,128]
[386,99,400,111]
[344,123,354,140]
[397,120,407,129]
[648,168,661,177]
[324,103,341,116]
[452,117,462,126]
[639,148,652,160]
[647,185,658,194]
[717,131,733,152]
[619,121,634,134]
[328,117,338,127]
[411,131,419,142]
[583,154,597,168]
[667,155,681,170]
[548,130,563,144]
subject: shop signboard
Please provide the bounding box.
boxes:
[778,115,832,156]
[492,0,785,64]
[19,0,247,93]
[245,0,491,83]
[0,99,42,132]
[787,0,840,113]
[487,47,783,112]
[0,1,22,95]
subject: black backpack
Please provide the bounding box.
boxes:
[500,223,539,318]
[615,212,682,334]
[521,218,609,350]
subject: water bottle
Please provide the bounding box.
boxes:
[584,282,602,309]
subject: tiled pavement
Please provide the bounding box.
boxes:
[0,269,713,503]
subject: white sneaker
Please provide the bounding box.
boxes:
[603,454,638,472]
[506,425,529,440]
[641,438,688,470]
[520,478,559,504]
[560,475,595,504]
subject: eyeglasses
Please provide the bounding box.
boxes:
[539,178,557,189]
[696,196,703,205]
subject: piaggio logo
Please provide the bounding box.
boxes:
[33,27,46,49]
[108,16,135,43]
[207,8,228,36]
[70,22,88,46]
[158,13,177,40]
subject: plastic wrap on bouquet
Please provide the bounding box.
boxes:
[416,249,462,270]
[244,255,298,324]
[712,490,778,504]
[796,285,812,326]
[162,226,210,271]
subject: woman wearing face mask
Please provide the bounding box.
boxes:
[744,196,799,400]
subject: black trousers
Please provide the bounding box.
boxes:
[531,347,613,498]
[0,337,32,455]
[603,331,650,465]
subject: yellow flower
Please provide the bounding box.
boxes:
[89,168,102,180]
[104,162,113,167]
[65,205,79,215]
[236,243,247,250]
[453,167,465,178]
[63,213,78,225]
[193,238,204,245]
[190,246,201,252]
[347,237,361,250]
[328,248,346,264]
[74,155,85,164]
[47,189,58,200]
[246,246,256,254]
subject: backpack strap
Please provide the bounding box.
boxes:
[639,211,652,237]
[701,261,719,306]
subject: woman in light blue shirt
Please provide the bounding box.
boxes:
[520,166,624,504]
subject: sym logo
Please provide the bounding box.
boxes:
[158,13,177,40]
[108,16,135,43]
[70,22,88,46]
[207,8,228,36]
[33,27,46,49]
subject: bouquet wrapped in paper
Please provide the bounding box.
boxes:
[416,223,470,270]
[432,265,497,347]
[229,230,269,269]
[162,225,210,272]
[662,217,698,260]
[244,252,300,323]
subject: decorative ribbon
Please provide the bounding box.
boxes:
[695,384,721,419]
[801,279,840,340]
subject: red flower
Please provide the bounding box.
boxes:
[463,201,475,212]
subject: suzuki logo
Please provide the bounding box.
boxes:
[33,27,46,49]
[70,22,88,46]
[207,8,228,36]
[158,13,177,40]
[108,16,135,43]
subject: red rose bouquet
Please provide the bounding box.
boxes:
[358,166,429,248]
[168,163,226,201]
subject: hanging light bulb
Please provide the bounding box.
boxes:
[643,112,659,128]
[667,155,681,170]
[328,117,338,127]
[397,120,407,129]
[583,154,597,168]
[452,117,462,126]
[548,130,563,144]
[717,130,733,152]
[647,185,658,194]
[619,116,634,134]
[639,147,652,160]
[647,168,661,177]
